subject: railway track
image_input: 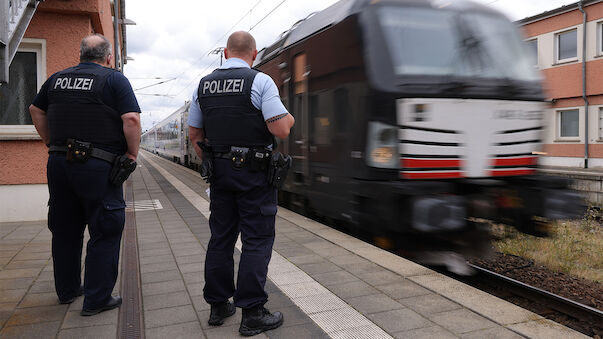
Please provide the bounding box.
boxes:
[467,263,603,335]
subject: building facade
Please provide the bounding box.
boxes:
[519,0,603,168]
[0,0,130,222]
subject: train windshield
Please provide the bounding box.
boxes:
[377,6,539,82]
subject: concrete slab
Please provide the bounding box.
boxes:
[0,321,61,339]
[61,309,118,329]
[144,305,198,329]
[142,279,186,297]
[367,308,433,333]
[142,291,191,311]
[141,269,181,284]
[409,273,540,325]
[5,305,67,326]
[346,294,404,315]
[394,325,458,339]
[430,309,498,334]
[57,325,118,339]
[461,326,525,339]
[509,320,591,339]
[145,321,205,339]
[326,280,380,299]
[399,293,462,315]
[375,280,432,300]
[17,292,58,308]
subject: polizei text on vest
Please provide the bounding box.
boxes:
[202,79,245,95]
[54,77,94,91]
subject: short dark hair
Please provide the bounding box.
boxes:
[80,34,112,63]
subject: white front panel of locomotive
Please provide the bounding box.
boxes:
[397,98,546,178]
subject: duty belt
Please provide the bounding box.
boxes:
[49,144,116,163]
[212,146,271,170]
[213,146,270,159]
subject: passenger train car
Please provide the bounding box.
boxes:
[141,102,200,167]
[142,0,583,266]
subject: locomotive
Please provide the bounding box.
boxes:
[142,0,583,268]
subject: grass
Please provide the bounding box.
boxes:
[491,209,603,284]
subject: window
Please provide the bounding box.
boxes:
[0,39,46,139]
[0,52,37,125]
[599,22,603,56]
[559,109,579,138]
[556,29,577,62]
[526,39,538,67]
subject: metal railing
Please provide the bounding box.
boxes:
[1,0,43,84]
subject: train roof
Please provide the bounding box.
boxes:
[143,101,191,135]
[255,0,502,67]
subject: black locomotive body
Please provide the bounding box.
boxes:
[252,0,582,255]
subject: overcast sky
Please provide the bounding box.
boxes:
[124,0,577,131]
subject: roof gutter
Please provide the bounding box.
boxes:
[578,0,589,168]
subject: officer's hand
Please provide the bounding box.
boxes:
[126,153,137,161]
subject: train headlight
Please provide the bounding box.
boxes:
[367,121,398,169]
[371,147,395,164]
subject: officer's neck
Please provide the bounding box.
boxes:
[226,56,253,67]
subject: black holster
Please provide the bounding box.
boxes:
[66,139,92,162]
[110,155,137,186]
[197,141,213,183]
[267,152,292,189]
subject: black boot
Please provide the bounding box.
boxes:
[239,306,284,336]
[208,301,236,326]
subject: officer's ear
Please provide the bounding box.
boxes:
[107,53,113,68]
[224,48,229,60]
[252,49,257,62]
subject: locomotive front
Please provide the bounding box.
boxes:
[357,0,583,239]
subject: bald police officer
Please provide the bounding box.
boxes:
[29,34,141,316]
[189,31,294,336]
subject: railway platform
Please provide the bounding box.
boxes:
[0,151,590,339]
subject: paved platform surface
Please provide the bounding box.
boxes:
[0,150,589,338]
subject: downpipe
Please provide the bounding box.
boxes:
[113,0,121,71]
[578,1,589,168]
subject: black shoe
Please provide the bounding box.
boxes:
[59,285,84,304]
[208,301,236,326]
[239,306,284,336]
[80,296,122,316]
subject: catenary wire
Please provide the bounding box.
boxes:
[160,0,265,102]
[170,0,290,100]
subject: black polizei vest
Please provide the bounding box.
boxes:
[197,67,273,148]
[46,64,126,153]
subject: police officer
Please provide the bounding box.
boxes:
[29,34,141,316]
[189,31,294,336]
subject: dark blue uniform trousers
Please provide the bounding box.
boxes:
[47,154,125,309]
[204,158,277,309]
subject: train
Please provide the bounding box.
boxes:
[142,0,584,270]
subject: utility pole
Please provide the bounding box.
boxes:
[209,47,225,66]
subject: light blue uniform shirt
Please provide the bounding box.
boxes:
[188,58,288,129]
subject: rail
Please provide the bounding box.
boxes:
[467,263,603,324]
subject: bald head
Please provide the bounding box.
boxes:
[80,34,112,64]
[225,31,257,60]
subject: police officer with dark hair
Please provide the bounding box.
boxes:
[29,33,141,316]
[189,31,294,336]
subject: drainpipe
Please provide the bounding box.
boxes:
[113,0,121,71]
[578,1,589,168]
